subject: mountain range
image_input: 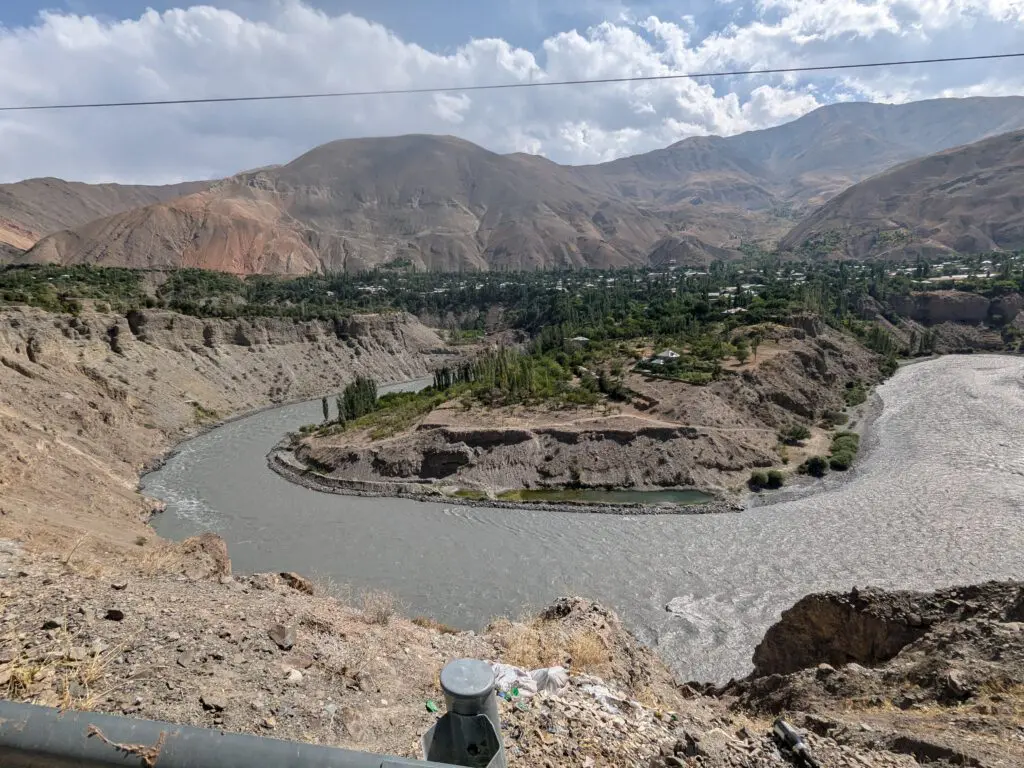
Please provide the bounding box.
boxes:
[780,128,1024,259]
[6,95,1024,273]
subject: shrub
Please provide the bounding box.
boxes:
[829,452,854,471]
[879,356,899,378]
[827,431,860,471]
[748,470,769,490]
[801,456,829,477]
[766,470,784,489]
[359,590,396,625]
[844,385,867,406]
[831,431,860,454]
[820,409,848,427]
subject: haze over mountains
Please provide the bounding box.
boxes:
[781,129,1024,259]
[7,96,1024,273]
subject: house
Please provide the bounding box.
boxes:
[656,349,680,360]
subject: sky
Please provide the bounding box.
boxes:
[2,1,1024,183]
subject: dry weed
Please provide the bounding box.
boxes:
[567,630,609,674]
[411,617,460,634]
[134,541,187,576]
[62,534,89,566]
[3,617,127,711]
[491,618,610,675]
[359,590,396,625]
[309,573,352,604]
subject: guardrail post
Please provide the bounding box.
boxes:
[422,659,506,768]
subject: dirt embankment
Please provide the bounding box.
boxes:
[869,291,1024,353]
[726,581,1024,768]
[0,306,453,557]
[282,320,880,500]
[7,535,1011,767]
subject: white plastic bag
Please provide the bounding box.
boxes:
[491,663,539,699]
[530,666,569,695]
[580,683,629,713]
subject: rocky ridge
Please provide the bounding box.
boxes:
[19,97,1024,273]
[726,582,1024,767]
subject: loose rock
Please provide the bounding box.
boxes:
[279,572,314,595]
[268,624,296,650]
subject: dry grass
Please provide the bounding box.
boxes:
[491,618,610,675]
[411,616,461,634]
[3,615,128,711]
[359,590,396,625]
[567,630,609,674]
[134,541,188,577]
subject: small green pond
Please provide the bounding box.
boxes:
[495,488,713,506]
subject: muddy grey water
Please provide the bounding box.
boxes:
[145,356,1024,681]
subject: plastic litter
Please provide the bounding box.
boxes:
[531,666,569,695]
[491,663,570,700]
[425,700,439,713]
[580,683,629,714]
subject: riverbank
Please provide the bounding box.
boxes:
[267,444,743,515]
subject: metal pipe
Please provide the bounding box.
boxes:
[0,700,451,768]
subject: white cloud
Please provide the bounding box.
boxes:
[0,0,1023,183]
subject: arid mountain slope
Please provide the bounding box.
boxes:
[585,96,1024,209]
[780,129,1024,258]
[19,96,1024,273]
[26,135,668,274]
[0,178,209,255]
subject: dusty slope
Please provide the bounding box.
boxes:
[0,178,209,251]
[0,306,452,557]
[21,96,1024,273]
[0,538,949,768]
[285,319,879,497]
[781,129,1024,258]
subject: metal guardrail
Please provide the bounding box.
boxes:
[0,700,444,767]
[0,660,506,768]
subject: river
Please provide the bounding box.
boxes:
[145,355,1024,681]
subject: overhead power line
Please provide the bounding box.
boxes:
[1,52,1022,112]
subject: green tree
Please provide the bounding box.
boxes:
[751,333,763,362]
[734,340,750,365]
